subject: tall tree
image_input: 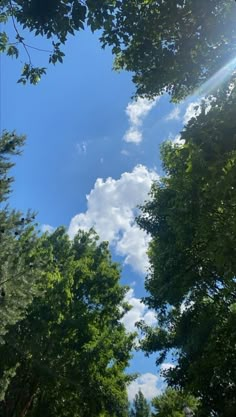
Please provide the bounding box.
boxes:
[129,390,151,417]
[1,0,235,98]
[0,131,46,401]
[152,388,199,417]
[0,227,135,417]
[137,78,236,416]
[0,131,45,344]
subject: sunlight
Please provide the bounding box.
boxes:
[196,56,236,97]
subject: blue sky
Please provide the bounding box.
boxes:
[1,25,198,400]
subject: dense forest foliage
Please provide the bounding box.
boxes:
[1,1,236,416]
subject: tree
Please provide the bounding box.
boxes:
[100,0,236,100]
[0,131,46,344]
[0,130,47,401]
[129,390,151,417]
[137,77,236,416]
[0,227,135,417]
[152,388,199,417]
[0,0,114,84]
[1,1,236,99]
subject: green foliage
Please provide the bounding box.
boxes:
[99,0,236,100]
[2,0,235,96]
[0,131,46,343]
[137,78,236,416]
[0,228,135,417]
[129,390,151,417]
[0,0,96,84]
[0,131,47,402]
[17,63,46,85]
[152,388,198,417]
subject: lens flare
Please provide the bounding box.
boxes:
[195,56,236,97]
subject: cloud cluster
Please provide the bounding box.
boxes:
[121,288,156,332]
[123,97,158,144]
[127,373,160,401]
[68,165,158,274]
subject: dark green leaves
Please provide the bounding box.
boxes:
[138,78,236,416]
[1,0,236,92]
[49,42,65,65]
[6,44,19,58]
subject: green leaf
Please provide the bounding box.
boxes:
[6,45,19,59]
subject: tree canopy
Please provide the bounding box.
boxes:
[0,227,135,417]
[2,2,236,416]
[137,77,236,416]
[1,0,236,99]
[103,0,236,100]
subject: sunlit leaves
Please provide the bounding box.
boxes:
[0,228,134,417]
[17,64,46,85]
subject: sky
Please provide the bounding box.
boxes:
[0,25,200,401]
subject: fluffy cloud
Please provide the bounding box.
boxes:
[127,373,160,401]
[165,107,181,121]
[183,101,201,125]
[121,288,156,332]
[123,97,159,144]
[68,165,158,274]
[124,127,142,144]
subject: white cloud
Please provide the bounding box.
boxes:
[172,134,185,146]
[165,107,181,121]
[183,101,201,125]
[123,97,159,144]
[68,165,158,274]
[183,98,213,125]
[127,373,160,401]
[121,288,156,332]
[41,224,55,234]
[124,127,142,144]
[160,363,175,374]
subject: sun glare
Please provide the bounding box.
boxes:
[196,56,236,97]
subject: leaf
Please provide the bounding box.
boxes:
[6,45,19,59]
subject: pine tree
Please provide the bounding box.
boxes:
[130,390,151,417]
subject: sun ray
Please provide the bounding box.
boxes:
[196,56,236,97]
